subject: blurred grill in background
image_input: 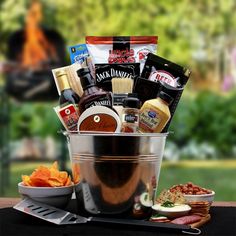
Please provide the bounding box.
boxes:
[0,1,67,194]
[4,0,66,101]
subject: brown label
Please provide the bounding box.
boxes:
[79,113,118,132]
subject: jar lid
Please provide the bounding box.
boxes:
[123,93,141,109]
[158,91,173,105]
[77,106,121,132]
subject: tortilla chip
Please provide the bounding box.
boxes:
[21,162,72,187]
[65,175,72,186]
[22,175,32,186]
[51,161,58,170]
[47,178,64,187]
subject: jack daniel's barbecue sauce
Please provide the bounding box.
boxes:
[77,68,113,114]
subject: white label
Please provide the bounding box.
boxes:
[149,70,177,87]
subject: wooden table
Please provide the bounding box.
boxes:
[1,197,236,209]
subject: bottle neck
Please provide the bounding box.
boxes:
[57,74,71,92]
[83,84,100,95]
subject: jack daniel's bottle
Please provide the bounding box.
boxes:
[55,70,80,107]
[77,68,113,114]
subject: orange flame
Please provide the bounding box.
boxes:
[21,1,57,69]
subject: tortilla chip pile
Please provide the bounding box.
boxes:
[156,189,186,204]
[22,162,72,187]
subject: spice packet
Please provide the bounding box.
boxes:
[86,36,158,72]
[141,53,191,87]
[54,104,80,131]
[95,63,140,91]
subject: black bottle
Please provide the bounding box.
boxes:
[55,69,80,107]
[77,68,113,114]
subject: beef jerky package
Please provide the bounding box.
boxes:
[141,53,191,87]
[139,53,191,132]
[95,63,140,91]
[86,36,158,72]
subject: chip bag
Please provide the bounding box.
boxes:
[86,36,158,72]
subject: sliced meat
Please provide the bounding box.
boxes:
[171,215,202,225]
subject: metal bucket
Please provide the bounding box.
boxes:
[65,132,167,217]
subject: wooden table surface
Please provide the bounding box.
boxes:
[1,198,236,209]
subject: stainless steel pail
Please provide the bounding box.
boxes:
[65,132,167,216]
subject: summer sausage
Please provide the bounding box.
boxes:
[171,215,202,225]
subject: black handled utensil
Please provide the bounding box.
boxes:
[13,198,201,235]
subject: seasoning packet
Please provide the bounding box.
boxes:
[86,36,158,72]
[141,53,191,87]
[95,63,140,91]
[54,104,79,131]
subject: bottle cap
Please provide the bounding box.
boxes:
[123,93,141,109]
[55,69,67,77]
[158,91,173,105]
[77,68,95,89]
[55,69,70,91]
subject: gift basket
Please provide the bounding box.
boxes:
[17,36,216,233]
[51,36,191,217]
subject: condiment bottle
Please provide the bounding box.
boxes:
[121,93,141,133]
[77,68,113,114]
[139,91,173,133]
[55,69,80,107]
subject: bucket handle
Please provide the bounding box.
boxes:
[58,130,70,143]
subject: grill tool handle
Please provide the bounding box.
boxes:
[90,217,189,231]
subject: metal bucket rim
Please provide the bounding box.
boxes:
[61,130,169,138]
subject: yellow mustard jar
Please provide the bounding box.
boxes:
[139,91,173,133]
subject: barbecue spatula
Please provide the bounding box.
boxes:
[13,198,201,235]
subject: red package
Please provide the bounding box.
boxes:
[86,36,158,71]
[54,104,79,131]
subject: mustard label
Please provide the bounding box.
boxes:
[139,108,161,132]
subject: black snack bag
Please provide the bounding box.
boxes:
[95,63,140,91]
[141,53,191,88]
